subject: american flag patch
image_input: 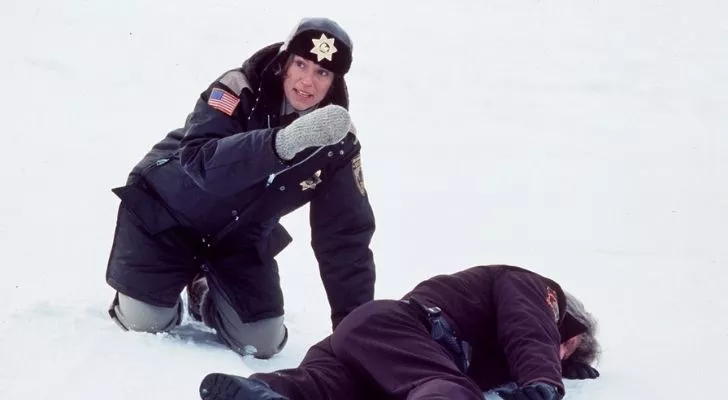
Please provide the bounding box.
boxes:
[208,87,240,116]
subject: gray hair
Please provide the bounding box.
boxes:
[565,291,601,365]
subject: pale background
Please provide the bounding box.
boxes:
[1,0,726,398]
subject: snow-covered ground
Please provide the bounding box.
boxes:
[1,0,726,398]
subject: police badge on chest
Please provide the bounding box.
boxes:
[300,170,323,191]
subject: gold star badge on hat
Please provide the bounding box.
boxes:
[310,34,338,62]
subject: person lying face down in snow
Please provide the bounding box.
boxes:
[198,264,601,400]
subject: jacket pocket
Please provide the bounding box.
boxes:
[111,180,179,235]
[254,223,293,261]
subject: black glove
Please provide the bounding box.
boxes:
[497,382,561,400]
[562,360,600,380]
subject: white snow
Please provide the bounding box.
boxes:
[1,0,727,399]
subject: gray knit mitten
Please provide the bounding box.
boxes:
[274,104,352,161]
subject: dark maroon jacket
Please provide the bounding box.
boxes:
[402,265,586,393]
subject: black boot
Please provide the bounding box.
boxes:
[199,373,289,400]
[187,273,209,322]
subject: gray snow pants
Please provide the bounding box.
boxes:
[105,204,288,359]
[108,291,286,359]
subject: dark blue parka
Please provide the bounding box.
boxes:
[108,43,376,329]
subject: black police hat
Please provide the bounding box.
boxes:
[281,17,353,75]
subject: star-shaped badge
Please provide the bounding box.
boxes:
[300,170,323,191]
[310,34,338,62]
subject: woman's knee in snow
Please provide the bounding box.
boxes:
[208,294,288,359]
[108,292,182,333]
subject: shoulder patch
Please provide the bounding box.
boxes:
[545,286,559,322]
[208,87,240,116]
[352,154,366,196]
[218,70,251,96]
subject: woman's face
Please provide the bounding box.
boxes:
[283,55,335,111]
